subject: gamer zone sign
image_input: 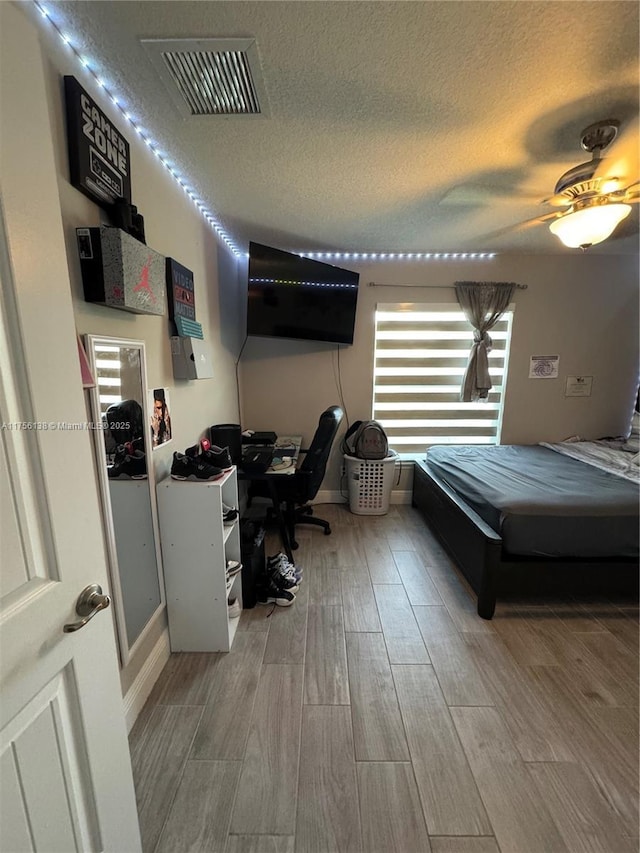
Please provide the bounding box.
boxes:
[64,76,132,207]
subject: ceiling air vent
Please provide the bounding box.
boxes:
[141,38,269,118]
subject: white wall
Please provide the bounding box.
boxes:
[15,4,244,694]
[241,253,639,493]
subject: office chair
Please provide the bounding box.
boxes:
[277,405,344,549]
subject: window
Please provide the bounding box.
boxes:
[94,344,123,416]
[373,303,513,454]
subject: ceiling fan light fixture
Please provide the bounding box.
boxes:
[549,201,632,249]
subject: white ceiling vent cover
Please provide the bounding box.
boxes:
[141,38,269,118]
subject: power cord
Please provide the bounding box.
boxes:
[332,346,350,430]
[234,333,249,424]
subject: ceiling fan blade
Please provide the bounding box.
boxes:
[478,211,559,242]
[439,185,544,206]
[619,180,640,201]
[593,120,639,186]
[541,192,573,208]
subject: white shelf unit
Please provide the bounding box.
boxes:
[156,467,241,652]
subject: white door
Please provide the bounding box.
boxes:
[0,5,142,851]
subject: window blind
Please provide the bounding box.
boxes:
[95,345,123,415]
[373,305,513,453]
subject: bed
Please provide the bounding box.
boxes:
[412,436,639,619]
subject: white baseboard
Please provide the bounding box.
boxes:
[390,490,413,505]
[315,490,412,505]
[123,628,171,732]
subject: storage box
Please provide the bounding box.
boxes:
[76,225,166,315]
[170,336,214,380]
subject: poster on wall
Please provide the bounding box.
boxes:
[529,355,559,379]
[565,375,593,397]
[64,75,132,207]
[150,388,172,449]
[166,258,196,323]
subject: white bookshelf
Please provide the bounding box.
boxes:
[156,467,241,652]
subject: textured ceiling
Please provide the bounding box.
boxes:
[34,1,639,255]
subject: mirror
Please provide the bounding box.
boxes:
[85,335,164,666]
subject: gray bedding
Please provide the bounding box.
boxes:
[425,444,639,558]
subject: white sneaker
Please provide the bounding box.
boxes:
[227,597,241,618]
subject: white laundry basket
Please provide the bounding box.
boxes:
[344,453,398,515]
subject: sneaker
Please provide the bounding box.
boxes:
[222,502,238,525]
[226,560,243,578]
[227,597,241,618]
[256,581,296,607]
[186,439,233,472]
[111,437,144,466]
[266,563,299,593]
[108,450,148,479]
[171,452,224,481]
[206,444,234,471]
[267,553,303,582]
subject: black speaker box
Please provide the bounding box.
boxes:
[209,423,242,464]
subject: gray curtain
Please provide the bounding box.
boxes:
[454,281,516,402]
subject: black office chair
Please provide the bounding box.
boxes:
[277,405,344,549]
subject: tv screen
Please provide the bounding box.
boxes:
[247,242,359,345]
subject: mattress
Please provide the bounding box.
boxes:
[425,444,639,558]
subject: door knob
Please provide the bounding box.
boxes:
[63,583,111,633]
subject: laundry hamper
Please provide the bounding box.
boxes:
[344,453,398,515]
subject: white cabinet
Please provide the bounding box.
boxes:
[156,468,241,652]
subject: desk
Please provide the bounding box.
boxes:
[238,436,302,563]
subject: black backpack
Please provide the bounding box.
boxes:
[341,420,389,460]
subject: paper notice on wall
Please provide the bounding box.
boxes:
[529,355,559,378]
[565,375,593,397]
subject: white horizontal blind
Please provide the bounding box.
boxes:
[94,345,123,416]
[373,305,513,453]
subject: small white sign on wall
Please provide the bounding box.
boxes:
[529,355,559,379]
[565,375,593,397]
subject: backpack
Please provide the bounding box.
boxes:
[342,420,389,460]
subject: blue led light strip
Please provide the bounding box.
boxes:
[34,1,498,263]
[33,0,241,256]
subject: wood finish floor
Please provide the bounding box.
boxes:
[129,505,639,853]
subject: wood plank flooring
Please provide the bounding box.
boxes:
[129,504,639,853]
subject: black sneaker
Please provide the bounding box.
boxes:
[203,442,234,471]
[266,564,299,593]
[222,502,238,525]
[256,581,296,607]
[171,452,224,481]
[226,560,243,580]
[108,450,147,479]
[186,439,234,472]
[111,438,144,466]
[267,553,303,581]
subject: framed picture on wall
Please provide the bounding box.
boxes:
[149,387,172,449]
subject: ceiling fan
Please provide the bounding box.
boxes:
[445,119,639,249]
[538,119,639,249]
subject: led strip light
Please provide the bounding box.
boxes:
[299,252,496,261]
[34,1,498,264]
[33,0,241,256]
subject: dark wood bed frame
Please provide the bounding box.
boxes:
[412,459,639,619]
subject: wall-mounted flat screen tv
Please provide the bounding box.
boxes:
[247,242,359,345]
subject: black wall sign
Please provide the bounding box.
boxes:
[64,76,131,207]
